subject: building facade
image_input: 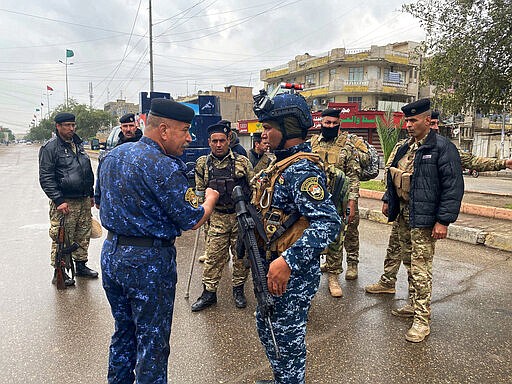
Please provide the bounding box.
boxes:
[177,85,255,123]
[260,41,423,112]
[103,99,139,118]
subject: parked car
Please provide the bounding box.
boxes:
[98,125,121,161]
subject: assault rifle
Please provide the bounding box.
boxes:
[55,217,79,290]
[232,185,280,359]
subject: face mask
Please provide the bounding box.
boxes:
[321,125,339,140]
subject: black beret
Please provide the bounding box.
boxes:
[54,112,75,124]
[253,132,262,142]
[119,113,135,124]
[149,98,195,123]
[207,122,230,137]
[321,108,340,118]
[401,98,430,117]
[431,110,440,120]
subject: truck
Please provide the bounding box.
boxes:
[99,92,221,165]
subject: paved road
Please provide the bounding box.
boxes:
[1,144,511,383]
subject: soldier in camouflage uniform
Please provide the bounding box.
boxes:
[191,121,253,312]
[366,112,512,296]
[252,91,341,384]
[39,112,98,286]
[98,99,218,383]
[310,108,361,297]
[249,132,275,174]
[382,99,463,342]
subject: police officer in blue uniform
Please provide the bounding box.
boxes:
[98,98,219,384]
[251,91,341,384]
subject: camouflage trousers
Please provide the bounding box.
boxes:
[323,206,360,274]
[256,259,320,384]
[378,221,412,289]
[202,210,249,292]
[48,198,91,265]
[101,237,177,384]
[396,205,436,326]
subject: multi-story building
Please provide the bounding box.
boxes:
[103,99,139,118]
[177,85,254,123]
[260,41,423,112]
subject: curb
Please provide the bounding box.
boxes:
[359,189,512,221]
[359,207,512,252]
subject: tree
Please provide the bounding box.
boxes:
[376,110,404,165]
[404,0,512,114]
[26,100,116,141]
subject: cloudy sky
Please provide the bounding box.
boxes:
[0,0,425,134]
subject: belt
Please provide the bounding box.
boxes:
[215,206,236,214]
[107,232,175,247]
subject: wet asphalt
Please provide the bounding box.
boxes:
[1,144,511,383]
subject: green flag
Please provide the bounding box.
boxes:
[36,108,40,111]
[66,49,74,58]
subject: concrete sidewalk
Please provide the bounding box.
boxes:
[359,191,512,253]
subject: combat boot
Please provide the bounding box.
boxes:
[365,281,396,294]
[328,273,342,297]
[75,261,99,278]
[52,269,75,286]
[191,287,217,312]
[320,263,327,273]
[233,285,247,309]
[198,253,207,263]
[405,321,430,343]
[391,303,414,318]
[345,263,358,280]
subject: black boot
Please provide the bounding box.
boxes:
[75,261,99,278]
[52,269,75,286]
[233,285,247,309]
[191,287,217,312]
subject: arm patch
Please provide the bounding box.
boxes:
[300,176,325,202]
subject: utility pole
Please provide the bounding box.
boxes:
[89,82,93,108]
[149,0,154,92]
[501,106,506,159]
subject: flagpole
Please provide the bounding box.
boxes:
[65,54,69,108]
[47,89,50,117]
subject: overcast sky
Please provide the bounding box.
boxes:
[0,0,425,134]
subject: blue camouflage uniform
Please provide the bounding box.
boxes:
[254,142,341,384]
[98,136,204,384]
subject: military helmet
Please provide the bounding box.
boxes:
[253,91,313,133]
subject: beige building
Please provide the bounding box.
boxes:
[104,99,139,118]
[177,85,255,123]
[260,41,423,112]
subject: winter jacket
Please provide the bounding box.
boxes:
[39,132,94,206]
[383,130,464,227]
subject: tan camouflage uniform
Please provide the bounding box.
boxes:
[195,151,253,292]
[49,198,92,265]
[311,132,361,274]
[390,136,436,326]
[377,147,509,288]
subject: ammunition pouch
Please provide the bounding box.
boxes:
[389,166,412,201]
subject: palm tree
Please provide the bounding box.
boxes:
[376,109,404,165]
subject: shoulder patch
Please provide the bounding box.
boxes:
[185,187,199,208]
[300,176,325,201]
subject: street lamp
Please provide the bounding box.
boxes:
[59,59,73,108]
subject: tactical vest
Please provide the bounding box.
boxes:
[251,152,323,257]
[310,133,349,166]
[206,154,249,212]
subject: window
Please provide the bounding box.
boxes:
[348,96,362,110]
[329,68,336,81]
[319,71,325,85]
[384,68,403,83]
[305,73,316,86]
[348,67,364,82]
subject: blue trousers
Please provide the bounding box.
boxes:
[101,238,177,384]
[256,266,320,384]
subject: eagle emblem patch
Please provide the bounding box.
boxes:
[300,177,325,201]
[185,188,199,208]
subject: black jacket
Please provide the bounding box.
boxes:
[383,130,464,227]
[116,128,143,147]
[39,132,94,206]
